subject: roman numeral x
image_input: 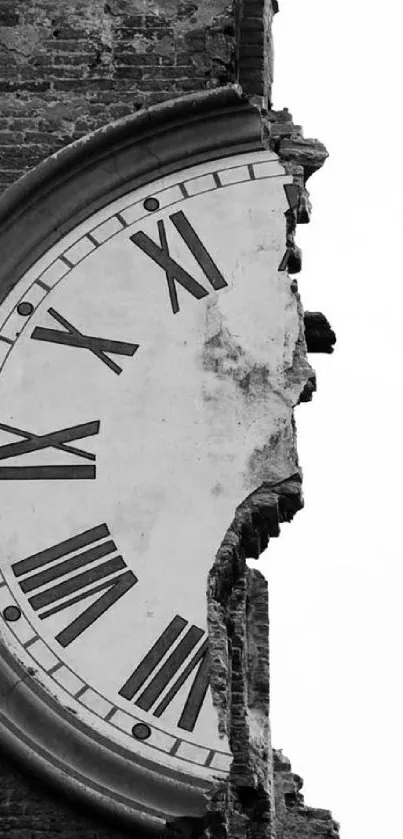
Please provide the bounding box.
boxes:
[130,210,228,314]
[31,308,139,375]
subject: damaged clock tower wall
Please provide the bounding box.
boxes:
[0,2,339,838]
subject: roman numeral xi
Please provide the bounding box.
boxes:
[130,210,228,314]
[0,419,99,479]
[119,614,210,732]
[12,523,137,648]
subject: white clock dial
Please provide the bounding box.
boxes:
[0,149,297,784]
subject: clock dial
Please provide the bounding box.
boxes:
[0,148,296,787]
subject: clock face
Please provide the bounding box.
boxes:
[0,149,297,790]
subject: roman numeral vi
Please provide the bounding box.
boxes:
[12,523,137,647]
[119,614,210,732]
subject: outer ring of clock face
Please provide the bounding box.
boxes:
[0,90,294,831]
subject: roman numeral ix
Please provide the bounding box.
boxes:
[130,210,228,314]
[31,307,139,375]
[119,614,210,732]
[12,523,137,647]
[0,420,100,479]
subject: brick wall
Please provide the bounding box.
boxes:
[0,0,236,192]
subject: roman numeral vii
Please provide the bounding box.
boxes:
[119,614,210,732]
[12,523,137,647]
[130,210,228,314]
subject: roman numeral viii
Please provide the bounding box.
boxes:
[130,210,228,314]
[12,523,137,647]
[0,420,99,479]
[119,614,210,732]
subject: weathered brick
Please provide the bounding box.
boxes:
[181,77,209,92]
[53,77,114,90]
[0,143,51,163]
[115,53,160,66]
[118,14,144,28]
[115,66,143,80]
[243,0,266,12]
[176,50,196,65]
[239,43,265,58]
[238,29,265,44]
[0,53,17,67]
[22,130,63,144]
[108,104,133,118]
[49,25,84,40]
[0,64,18,79]
[0,9,19,26]
[52,54,95,66]
[44,39,94,52]
[144,15,171,28]
[0,130,24,143]
[146,66,200,79]
[3,117,36,130]
[0,80,51,92]
[135,79,171,91]
[48,66,86,78]
[0,168,26,182]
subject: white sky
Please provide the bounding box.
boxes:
[260,2,403,837]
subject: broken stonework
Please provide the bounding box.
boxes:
[205,477,302,839]
[273,751,340,839]
[304,312,337,355]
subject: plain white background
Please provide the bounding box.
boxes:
[260,2,403,837]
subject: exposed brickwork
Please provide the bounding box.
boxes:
[0,0,235,192]
[236,0,278,104]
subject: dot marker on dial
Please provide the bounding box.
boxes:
[3,605,21,622]
[143,197,160,212]
[17,302,34,317]
[132,723,151,741]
